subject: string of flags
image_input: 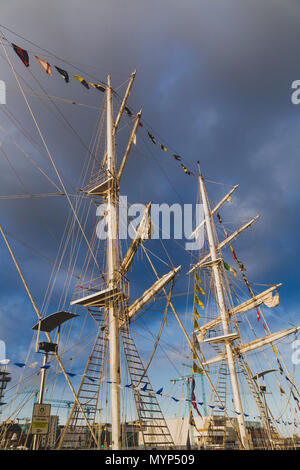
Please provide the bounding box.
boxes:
[3,358,299,425]
[192,270,206,375]
[11,42,106,91]
[216,212,262,322]
[9,40,194,178]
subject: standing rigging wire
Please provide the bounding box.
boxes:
[0,47,103,299]
[208,198,300,430]
[0,145,60,244]
[39,101,105,315]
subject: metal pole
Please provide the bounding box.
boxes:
[106,75,121,450]
[32,352,48,450]
[197,164,250,449]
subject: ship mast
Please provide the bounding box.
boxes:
[106,76,121,449]
[197,163,250,450]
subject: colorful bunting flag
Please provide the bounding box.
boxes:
[192,362,204,374]
[125,106,133,116]
[180,163,191,175]
[195,282,206,295]
[256,308,261,322]
[147,131,156,144]
[160,143,167,151]
[12,43,29,67]
[191,377,202,416]
[223,261,236,277]
[73,75,89,89]
[194,306,199,320]
[89,82,106,92]
[194,294,204,310]
[195,271,202,284]
[171,154,181,161]
[193,318,200,331]
[35,56,52,75]
[55,66,69,82]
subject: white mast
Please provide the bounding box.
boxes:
[106,75,121,449]
[198,163,250,450]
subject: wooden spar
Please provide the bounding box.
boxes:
[202,327,300,366]
[113,70,136,135]
[187,215,259,274]
[119,202,152,276]
[197,284,282,339]
[126,266,181,322]
[189,184,239,240]
[117,109,142,181]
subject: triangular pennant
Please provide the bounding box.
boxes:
[125,106,133,116]
[89,82,106,92]
[256,308,261,322]
[73,75,89,89]
[192,362,204,374]
[171,154,181,161]
[55,66,69,82]
[35,56,52,75]
[195,282,206,295]
[147,131,156,144]
[12,44,29,67]
[180,163,192,175]
[223,261,236,277]
[194,294,204,309]
[159,143,167,151]
[193,318,200,331]
[195,271,202,284]
[194,306,200,320]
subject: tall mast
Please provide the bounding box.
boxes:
[198,163,250,450]
[106,75,121,449]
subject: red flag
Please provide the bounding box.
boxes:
[191,377,202,417]
[134,115,143,127]
[256,308,260,322]
[12,43,29,67]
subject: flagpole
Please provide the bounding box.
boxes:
[32,352,48,450]
[197,162,250,450]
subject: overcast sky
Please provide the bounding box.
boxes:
[0,0,299,425]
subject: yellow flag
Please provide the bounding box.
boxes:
[270,343,278,356]
[195,282,206,295]
[195,271,202,284]
[195,294,204,310]
[193,318,200,331]
[192,362,204,374]
[73,75,90,89]
[194,306,199,320]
